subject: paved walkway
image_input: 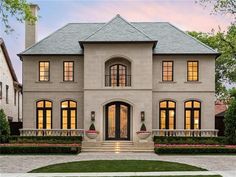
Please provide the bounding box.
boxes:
[1,152,236,175]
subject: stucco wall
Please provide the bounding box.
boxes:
[22,56,84,128]
[0,47,22,121]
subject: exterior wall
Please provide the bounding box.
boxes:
[83,43,153,142]
[22,56,84,128]
[152,55,215,130]
[0,47,22,122]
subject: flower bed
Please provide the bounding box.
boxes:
[0,146,81,154]
[154,136,226,145]
[155,145,236,154]
[155,144,236,148]
[0,143,81,147]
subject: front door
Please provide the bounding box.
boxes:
[105,102,130,140]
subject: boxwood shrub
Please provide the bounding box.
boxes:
[9,136,82,144]
[155,147,236,154]
[0,146,81,154]
[154,136,226,145]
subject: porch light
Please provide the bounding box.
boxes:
[91,111,95,121]
[141,111,145,122]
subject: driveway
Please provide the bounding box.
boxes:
[0,152,236,173]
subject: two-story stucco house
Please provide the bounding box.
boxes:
[0,38,22,122]
[19,5,219,149]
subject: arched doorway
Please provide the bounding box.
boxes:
[105,101,131,140]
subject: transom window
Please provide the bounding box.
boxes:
[39,61,50,81]
[63,61,74,81]
[110,64,127,87]
[187,61,199,81]
[162,61,173,81]
[185,100,201,129]
[159,100,176,129]
[61,100,77,129]
[36,100,52,129]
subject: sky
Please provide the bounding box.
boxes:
[0,0,234,83]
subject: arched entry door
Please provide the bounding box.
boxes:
[105,102,130,140]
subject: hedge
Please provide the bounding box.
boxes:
[9,136,82,144]
[155,147,236,154]
[0,146,81,154]
[154,136,226,145]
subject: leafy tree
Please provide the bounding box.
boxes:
[224,89,236,144]
[0,109,10,143]
[188,24,236,99]
[0,0,37,33]
[197,0,236,20]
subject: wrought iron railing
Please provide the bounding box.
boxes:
[105,75,131,87]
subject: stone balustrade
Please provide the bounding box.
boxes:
[152,129,219,137]
[20,129,85,136]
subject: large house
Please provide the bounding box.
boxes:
[0,38,22,122]
[19,5,219,145]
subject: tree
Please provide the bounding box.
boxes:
[0,109,10,143]
[188,24,236,99]
[0,0,37,33]
[224,89,236,144]
[197,0,236,20]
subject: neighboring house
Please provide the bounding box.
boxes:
[19,5,219,143]
[215,101,227,136]
[0,38,22,122]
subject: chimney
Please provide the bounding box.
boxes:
[25,4,39,49]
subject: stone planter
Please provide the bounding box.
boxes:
[86,130,99,140]
[136,131,151,142]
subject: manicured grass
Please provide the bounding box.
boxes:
[30,160,206,173]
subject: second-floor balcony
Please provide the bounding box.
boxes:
[105,74,131,87]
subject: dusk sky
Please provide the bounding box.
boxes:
[0,0,234,83]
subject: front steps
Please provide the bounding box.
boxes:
[82,141,154,152]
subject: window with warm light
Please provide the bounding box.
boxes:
[63,61,74,81]
[185,100,201,129]
[162,61,173,81]
[159,100,176,129]
[36,100,52,129]
[187,61,199,81]
[39,61,50,81]
[61,100,77,129]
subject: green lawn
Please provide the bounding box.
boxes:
[30,160,206,173]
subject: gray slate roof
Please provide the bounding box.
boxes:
[20,15,218,55]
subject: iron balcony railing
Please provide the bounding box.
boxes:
[105,74,131,87]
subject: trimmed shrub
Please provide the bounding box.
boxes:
[0,109,10,143]
[155,147,236,154]
[0,146,81,154]
[140,123,147,131]
[224,98,236,145]
[9,136,82,144]
[89,123,96,131]
[153,136,226,145]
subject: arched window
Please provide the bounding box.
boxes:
[61,100,77,129]
[105,58,131,87]
[185,100,201,129]
[159,100,176,129]
[36,100,52,129]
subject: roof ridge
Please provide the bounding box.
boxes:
[167,22,218,54]
[82,14,153,41]
[19,23,70,55]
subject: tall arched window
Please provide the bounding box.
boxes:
[185,100,201,129]
[61,100,77,129]
[36,100,52,129]
[159,100,176,129]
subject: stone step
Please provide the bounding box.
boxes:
[81,148,154,152]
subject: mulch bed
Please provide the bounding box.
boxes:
[0,143,81,147]
[155,144,236,148]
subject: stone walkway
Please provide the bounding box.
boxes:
[1,152,236,175]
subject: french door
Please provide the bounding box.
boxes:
[105,102,130,140]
